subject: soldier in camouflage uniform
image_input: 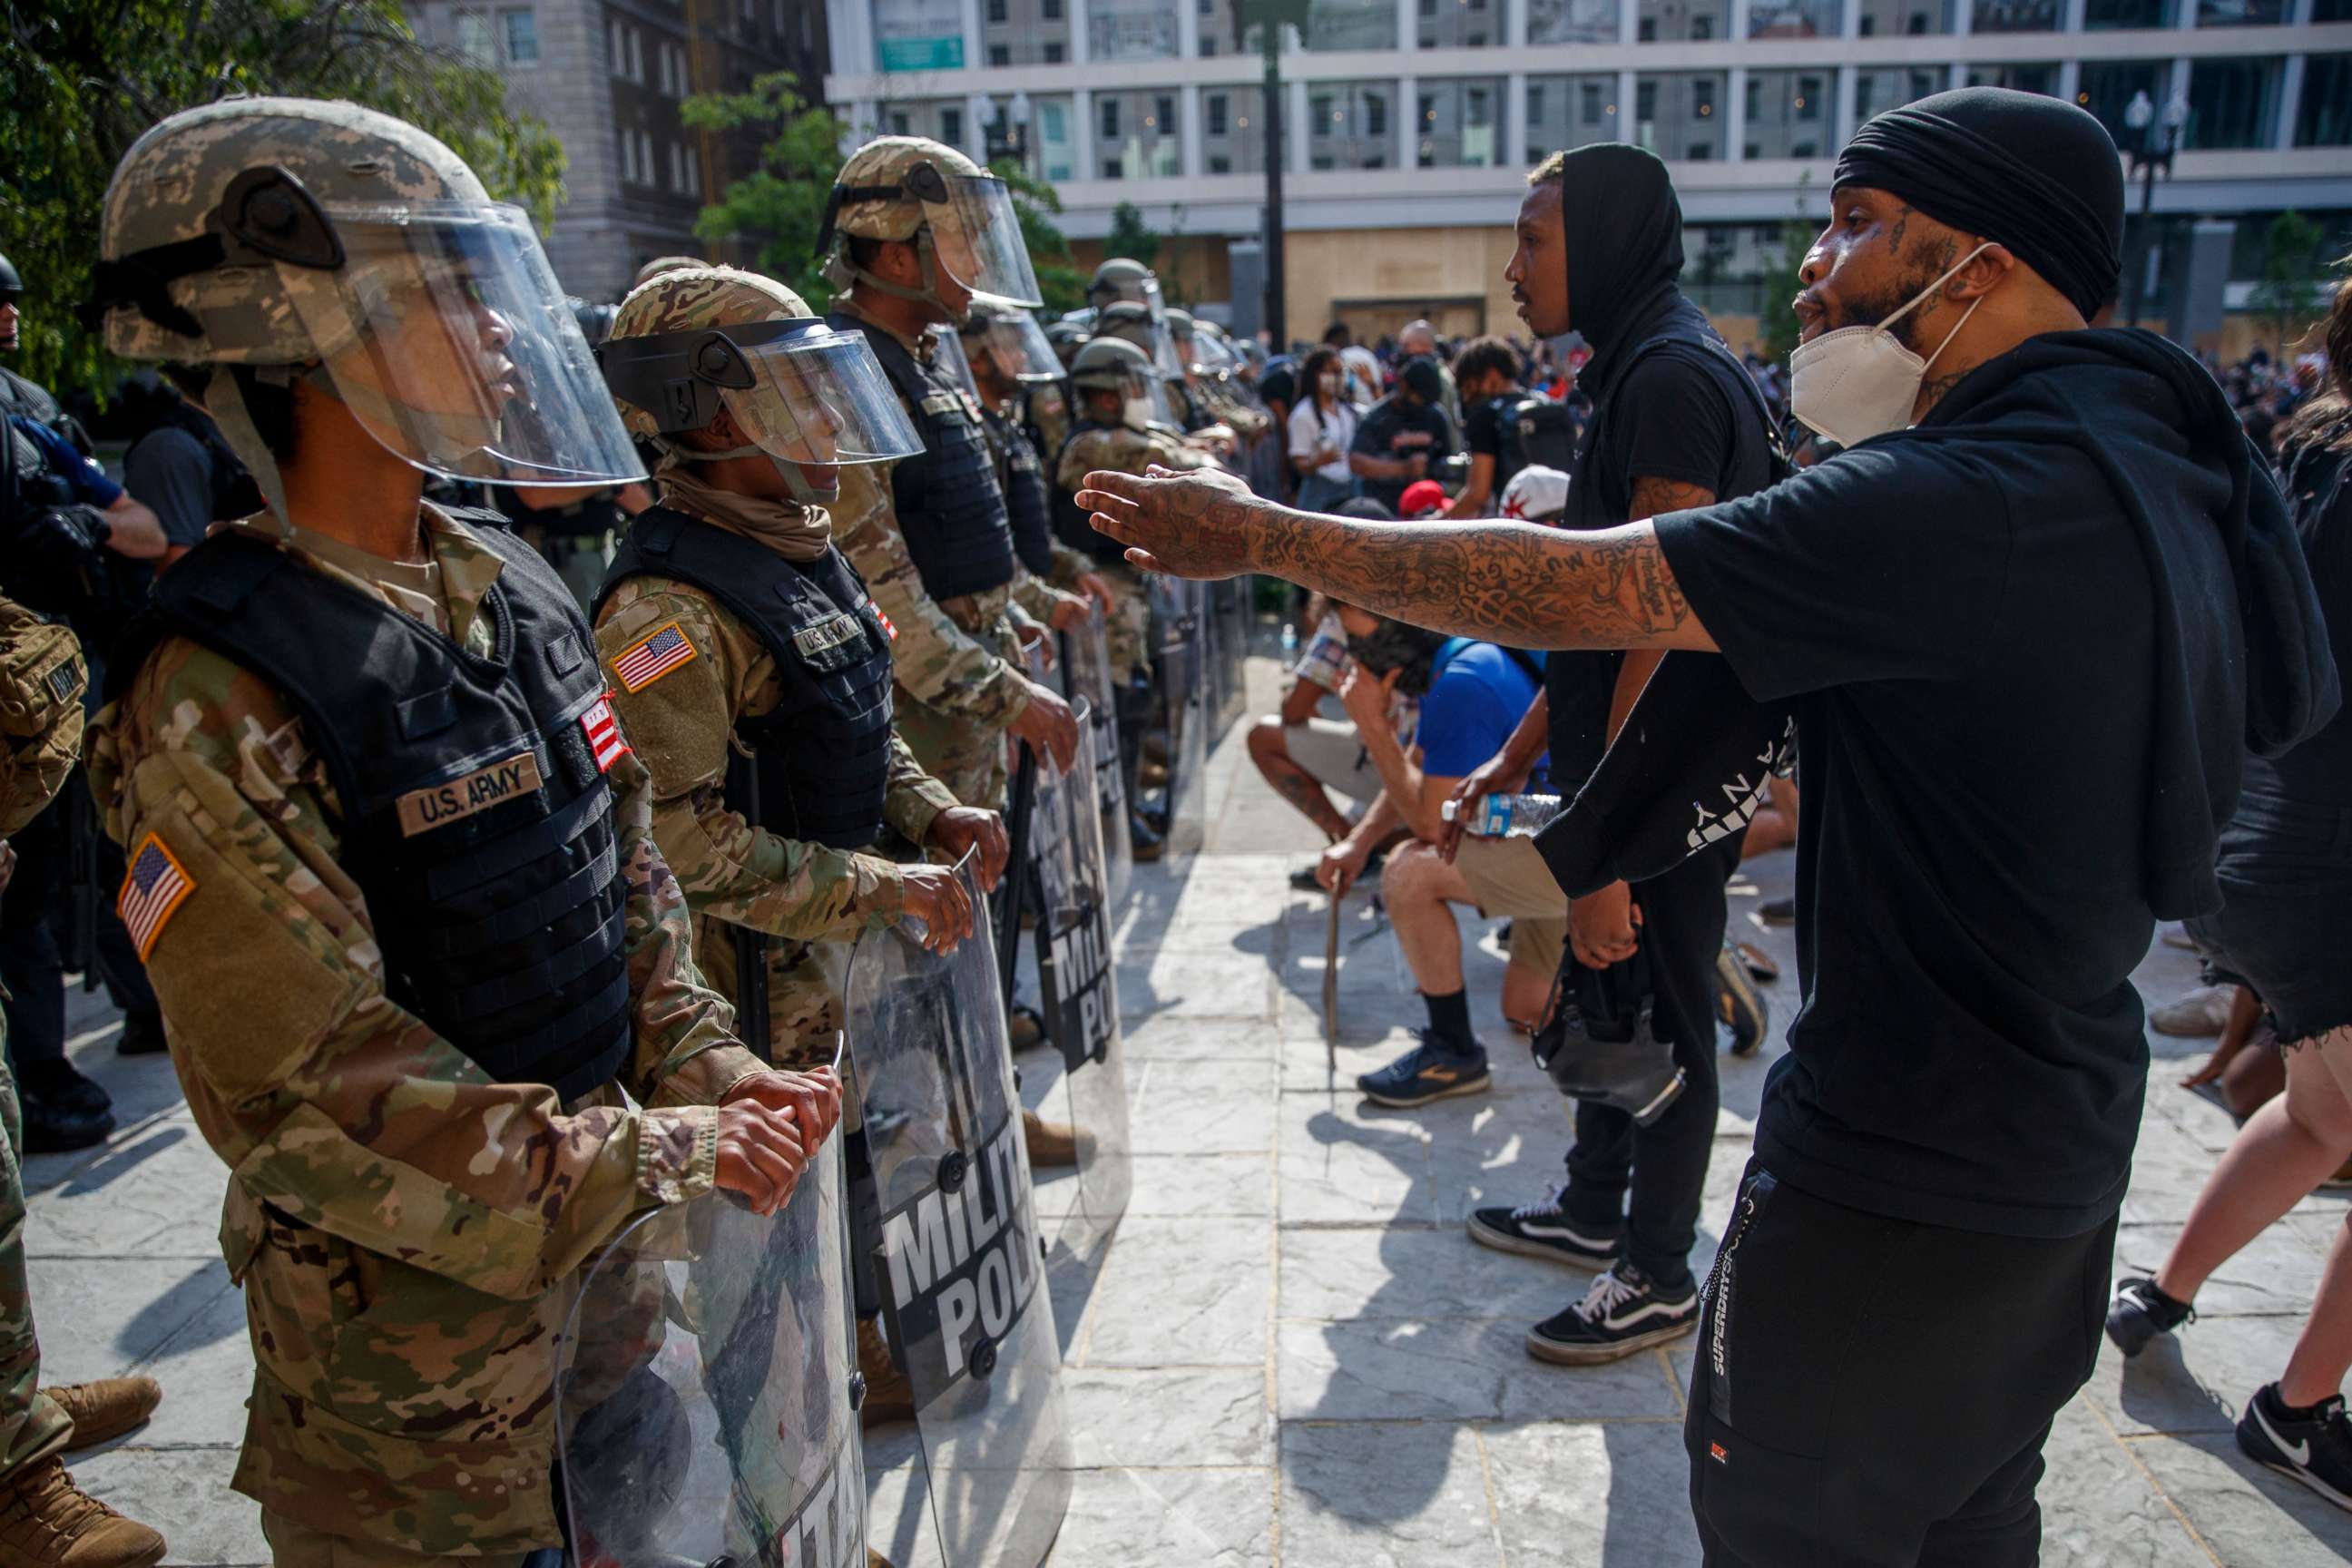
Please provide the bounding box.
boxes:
[813,136,1079,812]
[83,98,830,1568]
[591,266,1004,1069]
[0,600,167,1568]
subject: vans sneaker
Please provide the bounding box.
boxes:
[1467,1184,1622,1269]
[1524,1262,1698,1365]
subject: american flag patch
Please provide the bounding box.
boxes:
[582,696,629,772]
[612,622,697,692]
[119,834,195,961]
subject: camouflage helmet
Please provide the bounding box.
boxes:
[1086,258,1161,312]
[818,135,1043,314]
[1044,318,1090,369]
[600,264,918,492]
[632,255,705,290]
[1095,299,1183,380]
[90,96,642,495]
[1069,336,1173,432]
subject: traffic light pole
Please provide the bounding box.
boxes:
[1262,24,1285,352]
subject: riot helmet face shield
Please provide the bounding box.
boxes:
[919,167,1045,313]
[967,309,1063,385]
[280,202,645,486]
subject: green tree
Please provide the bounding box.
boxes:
[990,160,1085,317]
[2249,209,2328,358]
[683,74,847,306]
[2,0,564,397]
[1103,202,1162,273]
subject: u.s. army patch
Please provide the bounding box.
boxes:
[793,613,864,660]
[395,751,544,837]
[119,833,196,960]
[612,622,698,692]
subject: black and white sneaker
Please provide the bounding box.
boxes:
[1524,1262,1698,1365]
[2105,1276,2195,1357]
[2238,1383,2352,1512]
[1468,1184,1622,1270]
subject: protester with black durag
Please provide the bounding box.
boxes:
[1415,143,1781,1371]
[1078,86,2341,1563]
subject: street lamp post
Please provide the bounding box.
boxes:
[2122,86,2190,328]
[1241,0,1310,350]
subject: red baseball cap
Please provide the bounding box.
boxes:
[1398,479,1446,517]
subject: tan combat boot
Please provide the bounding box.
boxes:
[1022,1108,1081,1169]
[857,1316,915,1428]
[47,1380,162,1454]
[0,1457,166,1568]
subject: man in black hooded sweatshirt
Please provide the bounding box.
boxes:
[1078,87,2340,1564]
[1433,144,1782,1369]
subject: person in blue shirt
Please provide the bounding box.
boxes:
[1312,605,1555,1103]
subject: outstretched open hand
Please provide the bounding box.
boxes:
[1076,465,1264,581]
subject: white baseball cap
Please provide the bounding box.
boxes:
[1501,465,1571,523]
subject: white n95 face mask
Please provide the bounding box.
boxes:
[1789,242,1991,448]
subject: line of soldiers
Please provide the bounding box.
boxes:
[0,94,1271,1568]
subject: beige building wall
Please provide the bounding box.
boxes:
[1280,228,1522,344]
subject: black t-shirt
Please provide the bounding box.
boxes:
[1547,316,1774,788]
[1464,397,1513,503]
[1651,350,2250,1236]
[1349,395,1455,511]
[2251,439,2352,805]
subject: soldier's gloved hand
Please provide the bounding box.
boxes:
[723,1067,843,1152]
[1046,591,1093,632]
[1007,681,1080,772]
[927,806,1008,893]
[24,505,111,568]
[1075,572,1117,614]
[714,1099,809,1216]
[899,863,976,955]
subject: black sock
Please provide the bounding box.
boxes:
[2143,1279,2194,1324]
[1422,990,1475,1052]
[2270,1385,2339,1422]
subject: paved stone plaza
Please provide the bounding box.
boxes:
[27,654,2352,1564]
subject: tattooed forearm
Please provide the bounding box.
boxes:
[1240,505,1709,652]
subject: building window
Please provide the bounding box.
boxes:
[1633,72,1726,159]
[1856,0,1953,32]
[1966,61,2056,96]
[1744,69,1833,155]
[455,10,495,64]
[1102,154,1124,178]
[1307,80,1395,169]
[1210,152,1231,172]
[989,42,1010,62]
[1089,0,1178,59]
[940,107,964,146]
[1044,39,1065,57]
[2298,54,2352,145]
[1042,0,1063,16]
[2197,0,2281,21]
[2314,0,2350,16]
[1527,0,1619,40]
[1419,0,1504,45]
[2185,55,2282,148]
[1101,97,1120,139]
[1972,0,2059,24]
[1207,93,1228,135]
[1638,0,1729,42]
[888,109,911,134]
[1416,78,1504,166]
[500,8,540,63]
[2082,0,2172,22]
[987,0,1008,18]
[2074,59,2164,143]
[1304,0,1393,49]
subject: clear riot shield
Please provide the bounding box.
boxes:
[845,856,1072,1568]
[1057,610,1132,909]
[1149,575,1210,862]
[556,1060,864,1568]
[1027,697,1132,1269]
[1207,577,1251,736]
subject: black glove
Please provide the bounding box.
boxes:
[29,505,112,560]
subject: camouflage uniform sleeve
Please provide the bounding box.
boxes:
[882,731,958,847]
[595,582,907,941]
[1011,568,1060,625]
[86,642,724,1303]
[1047,544,1095,592]
[831,461,1034,724]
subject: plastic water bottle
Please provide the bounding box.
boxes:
[1473,791,1563,838]
[1279,622,1298,657]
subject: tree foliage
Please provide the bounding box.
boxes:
[2,0,564,397]
[991,160,1084,317]
[2250,209,2328,357]
[684,74,848,307]
[1757,219,1814,365]
[1104,203,1162,274]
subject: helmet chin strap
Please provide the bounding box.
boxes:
[655,434,836,506]
[827,230,969,322]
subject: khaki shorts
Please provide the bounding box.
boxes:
[1454,832,1570,975]
[1281,718,1382,807]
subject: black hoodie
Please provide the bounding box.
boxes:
[1647,328,2337,1237]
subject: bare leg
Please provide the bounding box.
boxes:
[2281,1214,2352,1406]
[2157,1029,2352,1303]
[1501,962,1553,1030]
[1247,718,1351,841]
[1381,839,1472,998]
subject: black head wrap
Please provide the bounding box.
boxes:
[1549,144,1685,364]
[1834,86,2123,320]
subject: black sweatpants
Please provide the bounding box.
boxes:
[1686,1162,2118,1567]
[0,774,158,1073]
[1560,837,1739,1289]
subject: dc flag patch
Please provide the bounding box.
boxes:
[582,696,630,772]
[120,834,195,960]
[612,622,697,691]
[874,607,897,642]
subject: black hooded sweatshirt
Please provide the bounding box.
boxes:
[1546,146,1776,784]
[1650,328,2337,1237]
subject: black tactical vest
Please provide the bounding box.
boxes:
[113,518,633,1101]
[830,312,1015,601]
[1052,422,1132,565]
[984,406,1056,578]
[599,508,897,850]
